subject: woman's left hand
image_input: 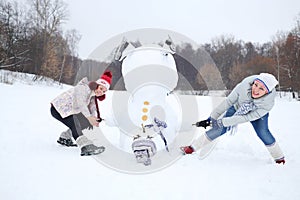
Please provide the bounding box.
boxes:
[211,118,224,129]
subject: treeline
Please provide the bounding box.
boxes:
[176,28,300,91]
[203,33,300,91]
[0,0,81,84]
[1,0,299,92]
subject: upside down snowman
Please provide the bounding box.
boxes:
[102,40,196,166]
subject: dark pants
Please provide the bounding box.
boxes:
[50,105,91,140]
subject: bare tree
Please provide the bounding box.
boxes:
[28,0,68,79]
[29,0,68,34]
[290,13,300,92]
[57,29,81,83]
[0,0,29,70]
[208,35,244,89]
[272,31,287,91]
[229,62,247,87]
[65,29,81,58]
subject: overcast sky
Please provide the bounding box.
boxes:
[62,0,300,59]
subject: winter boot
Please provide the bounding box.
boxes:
[80,144,105,156]
[76,135,105,156]
[267,142,285,165]
[275,157,285,165]
[57,129,77,147]
[180,133,212,155]
[57,137,77,147]
[180,146,195,154]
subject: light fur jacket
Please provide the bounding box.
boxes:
[51,77,97,118]
[211,75,276,127]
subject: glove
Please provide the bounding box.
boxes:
[96,118,103,123]
[195,118,211,129]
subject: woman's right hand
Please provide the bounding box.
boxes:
[195,117,211,129]
[87,116,100,127]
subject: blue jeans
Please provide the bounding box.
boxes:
[207,106,275,145]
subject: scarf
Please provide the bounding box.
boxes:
[93,94,105,120]
[229,100,257,135]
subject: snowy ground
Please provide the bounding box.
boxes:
[1,78,300,200]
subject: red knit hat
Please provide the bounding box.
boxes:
[88,71,112,91]
[96,71,112,90]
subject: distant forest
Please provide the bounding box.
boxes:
[1,0,299,92]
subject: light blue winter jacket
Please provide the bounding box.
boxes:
[210,75,276,127]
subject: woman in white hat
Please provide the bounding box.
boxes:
[50,71,112,156]
[181,73,285,164]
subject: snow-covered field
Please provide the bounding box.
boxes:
[1,76,300,200]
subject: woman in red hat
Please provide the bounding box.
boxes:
[50,71,112,156]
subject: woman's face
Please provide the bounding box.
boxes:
[251,80,268,99]
[94,85,107,97]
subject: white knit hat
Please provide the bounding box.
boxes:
[255,73,278,93]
